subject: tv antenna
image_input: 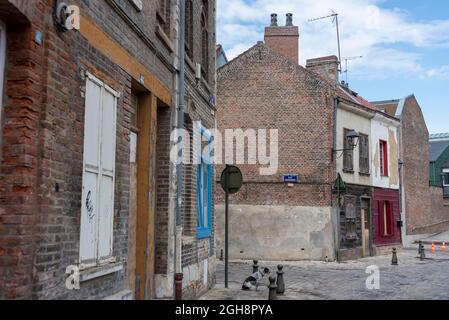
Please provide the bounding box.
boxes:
[308,10,342,73]
[342,56,363,83]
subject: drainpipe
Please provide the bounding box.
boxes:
[174,0,186,300]
[332,96,340,262]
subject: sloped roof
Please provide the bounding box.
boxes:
[371,100,400,117]
[429,140,449,162]
[337,85,377,111]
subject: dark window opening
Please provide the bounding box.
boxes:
[185,0,193,59]
[158,0,171,36]
[201,0,209,82]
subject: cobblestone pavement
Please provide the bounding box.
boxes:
[200,249,449,300]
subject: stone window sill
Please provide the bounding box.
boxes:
[79,262,124,283]
[359,172,371,177]
[343,169,354,174]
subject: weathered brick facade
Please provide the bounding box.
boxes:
[372,95,449,241]
[216,38,336,261]
[0,0,216,300]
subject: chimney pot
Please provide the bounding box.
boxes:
[286,13,293,26]
[270,13,278,26]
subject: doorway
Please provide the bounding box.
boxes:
[360,198,372,257]
[127,85,158,300]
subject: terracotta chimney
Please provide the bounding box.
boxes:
[306,56,339,84]
[264,13,300,64]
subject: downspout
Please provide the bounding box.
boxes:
[174,0,186,300]
[332,95,340,262]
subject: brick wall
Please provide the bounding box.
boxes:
[400,96,432,235]
[217,43,335,208]
[0,0,180,300]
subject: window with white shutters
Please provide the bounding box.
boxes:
[80,73,119,268]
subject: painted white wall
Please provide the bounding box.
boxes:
[336,105,372,186]
[371,113,400,190]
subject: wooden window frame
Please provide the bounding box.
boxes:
[379,140,389,177]
[443,170,449,187]
[197,125,213,239]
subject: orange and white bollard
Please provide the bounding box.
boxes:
[431,242,436,253]
[441,242,447,251]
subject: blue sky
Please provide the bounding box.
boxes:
[217,0,449,134]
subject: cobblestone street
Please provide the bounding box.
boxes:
[200,249,449,300]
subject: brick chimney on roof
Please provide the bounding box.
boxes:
[264,13,300,64]
[306,56,339,84]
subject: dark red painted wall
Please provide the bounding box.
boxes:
[373,188,401,245]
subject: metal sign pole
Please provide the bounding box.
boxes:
[225,165,230,289]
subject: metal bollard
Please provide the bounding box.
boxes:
[418,241,422,255]
[420,243,426,260]
[268,276,277,300]
[391,248,398,265]
[276,265,285,294]
[252,260,259,274]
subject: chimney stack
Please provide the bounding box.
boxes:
[264,13,300,64]
[270,13,278,26]
[306,56,339,84]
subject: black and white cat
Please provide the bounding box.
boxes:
[242,267,270,291]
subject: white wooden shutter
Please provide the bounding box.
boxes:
[97,89,117,259]
[80,74,118,265]
[80,78,102,264]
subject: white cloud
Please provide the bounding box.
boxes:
[217,0,449,80]
[426,65,449,79]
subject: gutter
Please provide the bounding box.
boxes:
[174,0,186,300]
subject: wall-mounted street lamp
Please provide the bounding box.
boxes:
[332,130,360,160]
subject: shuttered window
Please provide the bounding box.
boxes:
[80,74,119,267]
[343,129,354,172]
[359,134,370,174]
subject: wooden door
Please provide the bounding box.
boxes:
[361,199,371,257]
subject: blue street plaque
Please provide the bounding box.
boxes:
[283,174,299,184]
